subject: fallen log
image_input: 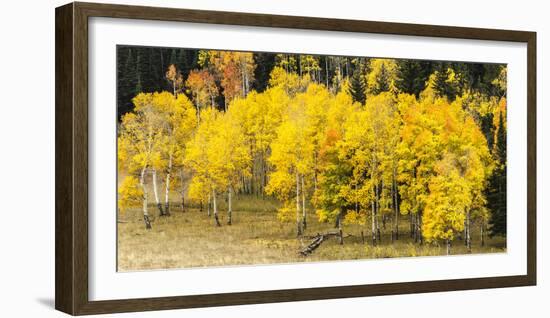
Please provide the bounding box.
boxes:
[300,231,342,256]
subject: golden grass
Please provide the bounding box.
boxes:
[117,195,506,271]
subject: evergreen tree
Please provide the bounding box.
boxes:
[395,60,433,96]
[373,63,390,94]
[348,68,366,105]
[488,112,507,237]
[433,63,461,101]
[480,112,495,150]
[117,47,137,117]
[253,52,276,93]
[169,49,177,65]
[496,112,507,162]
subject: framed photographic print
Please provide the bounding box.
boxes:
[55,2,537,315]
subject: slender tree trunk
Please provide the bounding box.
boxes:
[212,189,220,226]
[313,164,318,196]
[296,171,302,236]
[375,183,381,243]
[241,66,246,97]
[250,153,255,195]
[417,212,423,244]
[354,181,359,213]
[338,208,344,245]
[410,213,414,239]
[227,187,232,225]
[481,221,485,247]
[207,193,211,217]
[152,169,164,216]
[371,187,376,246]
[164,152,173,216]
[301,174,307,230]
[179,168,185,212]
[446,239,451,255]
[325,57,329,88]
[244,67,250,96]
[140,167,152,229]
[196,101,201,126]
[466,209,472,252]
[393,170,399,241]
[412,213,417,242]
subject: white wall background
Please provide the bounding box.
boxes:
[0,0,546,316]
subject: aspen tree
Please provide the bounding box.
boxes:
[117,93,165,229]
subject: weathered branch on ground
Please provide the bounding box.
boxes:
[300,231,343,256]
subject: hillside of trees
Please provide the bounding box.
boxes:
[117,46,507,255]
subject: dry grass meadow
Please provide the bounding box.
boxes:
[117,194,506,271]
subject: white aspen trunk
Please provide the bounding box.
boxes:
[355,182,359,213]
[241,66,246,97]
[376,183,383,243]
[466,209,471,252]
[325,58,329,87]
[481,221,485,247]
[337,208,344,245]
[164,171,171,215]
[313,152,318,196]
[301,174,307,230]
[260,153,265,196]
[212,188,220,226]
[446,239,451,255]
[371,187,376,246]
[227,187,232,225]
[296,171,302,236]
[411,213,416,241]
[207,192,211,217]
[152,169,164,216]
[196,102,201,126]
[417,213,423,244]
[409,211,414,238]
[179,168,185,212]
[164,152,173,216]
[375,183,381,242]
[245,69,250,96]
[391,180,395,243]
[140,167,152,229]
[393,168,399,241]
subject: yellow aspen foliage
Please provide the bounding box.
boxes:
[268,66,310,95]
[343,210,367,226]
[185,107,250,201]
[118,176,144,213]
[117,54,504,242]
[400,89,494,244]
[184,107,220,202]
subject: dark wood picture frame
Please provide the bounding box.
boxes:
[55,2,537,315]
